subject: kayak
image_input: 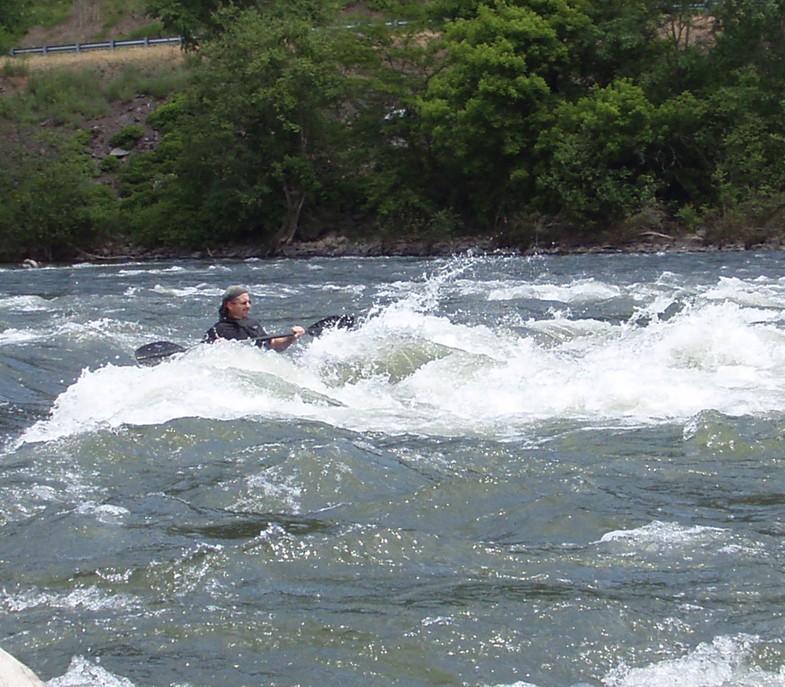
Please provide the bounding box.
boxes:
[134,314,355,365]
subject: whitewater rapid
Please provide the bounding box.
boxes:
[18,261,785,445]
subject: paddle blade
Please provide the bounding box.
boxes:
[134,341,187,365]
[306,314,355,337]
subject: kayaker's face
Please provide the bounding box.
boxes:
[226,294,251,319]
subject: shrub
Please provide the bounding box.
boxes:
[105,64,146,101]
[106,62,190,101]
[108,123,145,149]
[26,67,109,125]
[121,21,166,40]
[100,154,121,172]
[0,58,29,78]
[146,94,187,133]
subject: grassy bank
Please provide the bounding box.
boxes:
[0,39,190,262]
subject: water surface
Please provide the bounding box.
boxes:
[2,252,785,687]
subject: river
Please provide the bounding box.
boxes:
[2,252,785,687]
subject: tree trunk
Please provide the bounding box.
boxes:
[274,182,305,251]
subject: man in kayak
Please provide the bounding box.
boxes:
[204,285,306,352]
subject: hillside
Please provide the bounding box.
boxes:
[1,0,188,203]
[1,46,185,175]
[12,0,383,51]
[4,1,785,262]
[15,0,155,50]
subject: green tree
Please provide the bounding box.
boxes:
[581,1,669,87]
[0,145,113,261]
[0,0,31,30]
[145,0,340,47]
[649,90,714,210]
[168,7,350,250]
[145,0,251,46]
[426,0,484,22]
[710,0,785,84]
[0,0,33,52]
[534,79,658,230]
[117,132,195,247]
[325,16,450,238]
[417,0,594,228]
[683,0,785,227]
[705,67,785,214]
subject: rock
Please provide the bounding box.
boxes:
[0,647,46,687]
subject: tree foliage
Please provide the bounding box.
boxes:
[418,0,594,226]
[122,6,352,250]
[5,0,785,260]
[0,0,33,52]
[0,134,114,261]
[534,79,658,228]
[145,0,342,46]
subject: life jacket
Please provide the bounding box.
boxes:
[204,316,268,346]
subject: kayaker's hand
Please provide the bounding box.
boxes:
[291,325,306,339]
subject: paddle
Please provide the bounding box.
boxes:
[134,314,355,365]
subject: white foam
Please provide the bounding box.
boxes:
[0,328,43,345]
[599,521,725,547]
[17,262,785,443]
[0,295,50,311]
[47,656,135,687]
[75,501,130,524]
[488,278,622,304]
[2,586,135,614]
[604,635,785,687]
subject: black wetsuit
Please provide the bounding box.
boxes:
[204,316,269,348]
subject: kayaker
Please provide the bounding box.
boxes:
[204,285,306,351]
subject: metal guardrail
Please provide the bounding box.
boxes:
[9,35,183,57]
[9,19,411,57]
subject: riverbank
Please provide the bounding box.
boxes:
[63,225,785,266]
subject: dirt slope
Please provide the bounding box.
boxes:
[17,1,153,49]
